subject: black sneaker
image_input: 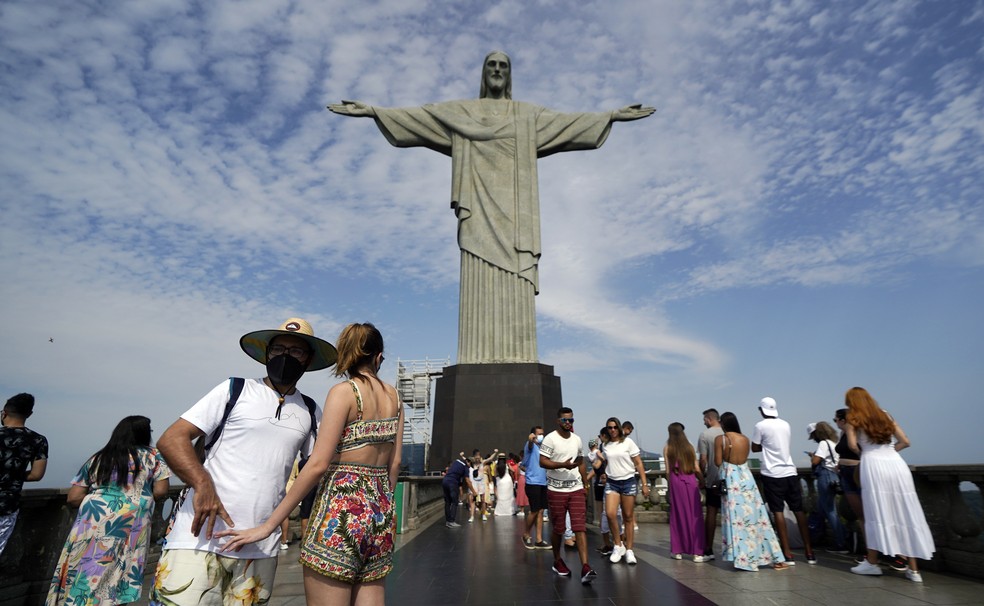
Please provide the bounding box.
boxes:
[806,552,817,565]
[597,545,614,556]
[523,536,535,550]
[535,541,551,550]
[889,556,908,571]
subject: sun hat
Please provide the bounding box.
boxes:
[240,318,338,371]
[588,439,598,448]
[759,396,779,418]
[806,422,817,438]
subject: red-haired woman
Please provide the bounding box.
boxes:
[844,387,935,582]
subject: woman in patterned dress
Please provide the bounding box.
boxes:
[46,416,170,605]
[714,412,788,572]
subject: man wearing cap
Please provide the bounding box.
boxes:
[152,318,336,606]
[0,393,48,557]
[751,396,816,565]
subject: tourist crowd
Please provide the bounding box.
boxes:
[439,391,935,586]
[4,335,937,606]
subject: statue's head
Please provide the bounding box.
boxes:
[479,51,511,100]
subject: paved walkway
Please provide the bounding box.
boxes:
[259,512,982,606]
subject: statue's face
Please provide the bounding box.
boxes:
[483,53,510,97]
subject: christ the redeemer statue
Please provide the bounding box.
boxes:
[330,51,654,364]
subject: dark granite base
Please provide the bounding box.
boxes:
[429,363,563,470]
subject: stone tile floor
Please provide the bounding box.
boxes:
[139,510,983,605]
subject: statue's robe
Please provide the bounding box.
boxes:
[373,99,613,363]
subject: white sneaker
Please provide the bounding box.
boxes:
[279,543,289,551]
[851,560,883,576]
[671,553,682,560]
[468,516,474,523]
[482,514,488,521]
[693,554,710,563]
[905,569,923,583]
[625,549,637,565]
[610,544,627,563]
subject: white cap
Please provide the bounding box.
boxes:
[759,396,778,418]
[807,422,817,438]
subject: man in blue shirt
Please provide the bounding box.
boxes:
[520,426,550,549]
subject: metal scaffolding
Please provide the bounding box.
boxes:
[396,357,449,445]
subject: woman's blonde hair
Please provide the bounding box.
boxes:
[845,386,895,444]
[811,421,838,442]
[665,422,696,475]
[334,322,384,384]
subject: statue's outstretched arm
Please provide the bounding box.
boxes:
[327,100,376,117]
[612,104,656,122]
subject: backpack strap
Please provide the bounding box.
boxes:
[203,377,246,453]
[300,393,318,442]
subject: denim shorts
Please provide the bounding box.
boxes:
[604,477,637,496]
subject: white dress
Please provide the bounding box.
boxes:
[858,429,935,559]
[494,472,515,516]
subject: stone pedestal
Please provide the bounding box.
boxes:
[429,363,563,470]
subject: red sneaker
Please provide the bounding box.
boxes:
[580,564,597,585]
[552,558,571,577]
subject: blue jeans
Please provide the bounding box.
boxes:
[815,468,847,549]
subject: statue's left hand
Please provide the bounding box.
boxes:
[613,104,656,121]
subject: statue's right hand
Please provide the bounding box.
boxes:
[327,100,375,117]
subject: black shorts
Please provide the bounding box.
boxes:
[761,475,804,513]
[525,483,548,512]
[593,480,606,502]
[838,464,861,495]
[704,484,721,509]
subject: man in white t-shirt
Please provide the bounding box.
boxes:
[751,396,815,565]
[151,318,337,606]
[539,407,596,585]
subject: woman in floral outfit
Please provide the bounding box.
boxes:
[47,416,170,605]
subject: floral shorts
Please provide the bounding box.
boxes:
[149,549,277,606]
[300,463,394,584]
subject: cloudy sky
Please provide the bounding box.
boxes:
[2,0,982,487]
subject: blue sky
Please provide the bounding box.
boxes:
[2,1,982,487]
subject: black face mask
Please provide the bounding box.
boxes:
[266,354,306,387]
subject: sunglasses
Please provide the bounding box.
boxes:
[559,417,574,424]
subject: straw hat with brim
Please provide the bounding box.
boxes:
[240,318,338,372]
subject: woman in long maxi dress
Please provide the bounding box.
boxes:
[714,412,788,572]
[663,422,706,561]
[47,416,170,606]
[493,455,516,516]
[845,387,935,582]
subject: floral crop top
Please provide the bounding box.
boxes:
[336,380,400,453]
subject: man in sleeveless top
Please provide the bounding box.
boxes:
[697,408,724,559]
[151,318,336,606]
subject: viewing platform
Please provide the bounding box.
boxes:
[3,465,982,605]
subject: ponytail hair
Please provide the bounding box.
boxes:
[334,322,384,384]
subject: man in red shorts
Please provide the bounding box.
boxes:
[539,407,596,585]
